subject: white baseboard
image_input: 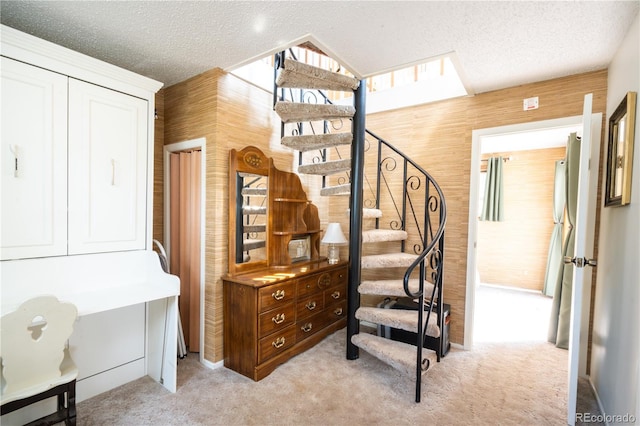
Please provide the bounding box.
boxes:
[588,376,609,426]
[451,342,465,351]
[201,357,223,370]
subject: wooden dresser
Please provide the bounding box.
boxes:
[224,146,348,380]
[223,260,347,380]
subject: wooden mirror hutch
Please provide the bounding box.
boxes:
[223,146,348,380]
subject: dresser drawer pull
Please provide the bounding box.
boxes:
[301,323,313,333]
[272,289,286,300]
[272,336,286,349]
[334,307,343,316]
[331,291,341,300]
[272,313,286,324]
[305,301,317,311]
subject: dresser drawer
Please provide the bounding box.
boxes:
[297,293,325,321]
[297,267,346,298]
[296,310,332,341]
[258,302,295,338]
[330,265,348,285]
[297,272,329,298]
[258,324,296,364]
[326,300,347,323]
[325,283,347,306]
[258,281,295,312]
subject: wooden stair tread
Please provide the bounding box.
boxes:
[358,279,434,298]
[241,187,267,196]
[351,333,436,377]
[356,306,440,338]
[362,229,408,244]
[361,252,418,269]
[243,239,265,250]
[242,205,266,215]
[275,102,355,123]
[346,208,382,218]
[276,58,360,92]
[320,184,351,196]
[242,224,266,233]
[298,158,351,176]
[281,132,352,152]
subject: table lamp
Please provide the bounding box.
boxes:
[321,223,348,264]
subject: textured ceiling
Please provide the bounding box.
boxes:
[1,1,638,93]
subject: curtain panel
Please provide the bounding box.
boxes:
[480,156,505,221]
[543,160,566,297]
[548,133,580,349]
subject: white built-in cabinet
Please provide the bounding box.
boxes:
[1,25,177,425]
[67,79,148,254]
[1,57,68,259]
[1,57,148,260]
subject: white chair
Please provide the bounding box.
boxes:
[1,296,78,425]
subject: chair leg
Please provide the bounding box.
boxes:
[66,380,76,426]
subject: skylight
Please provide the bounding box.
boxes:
[230,46,468,113]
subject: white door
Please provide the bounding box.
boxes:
[566,94,601,425]
[67,78,148,254]
[1,57,68,260]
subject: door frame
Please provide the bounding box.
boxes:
[465,114,602,354]
[164,138,206,359]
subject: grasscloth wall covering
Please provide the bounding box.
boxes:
[477,148,567,291]
[364,69,607,345]
[162,69,287,364]
[155,68,607,363]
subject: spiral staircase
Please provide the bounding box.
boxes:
[273,49,447,402]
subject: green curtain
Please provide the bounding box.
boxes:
[542,160,566,297]
[548,132,580,349]
[480,156,504,221]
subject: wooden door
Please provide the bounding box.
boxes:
[566,94,601,425]
[169,150,201,352]
[1,57,68,260]
[67,78,148,254]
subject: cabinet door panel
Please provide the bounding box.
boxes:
[69,303,145,380]
[68,79,148,254]
[1,58,68,260]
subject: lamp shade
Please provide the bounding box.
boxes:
[321,223,348,245]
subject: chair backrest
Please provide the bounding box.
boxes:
[1,295,77,395]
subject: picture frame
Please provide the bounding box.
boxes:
[605,91,637,207]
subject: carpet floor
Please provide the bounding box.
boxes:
[76,285,602,425]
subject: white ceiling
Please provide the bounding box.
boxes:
[1,1,638,93]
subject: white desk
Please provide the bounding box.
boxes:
[1,250,180,403]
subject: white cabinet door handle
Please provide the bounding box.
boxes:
[111,158,116,185]
[9,145,19,177]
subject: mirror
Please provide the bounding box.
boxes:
[235,172,268,264]
[228,146,272,275]
[605,91,636,207]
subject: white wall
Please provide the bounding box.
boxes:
[590,11,640,423]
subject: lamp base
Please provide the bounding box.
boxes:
[327,245,340,265]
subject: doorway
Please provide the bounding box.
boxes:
[164,138,206,356]
[465,116,586,348]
